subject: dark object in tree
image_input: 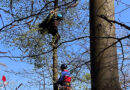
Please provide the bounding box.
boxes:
[39,12,63,44]
[39,12,63,36]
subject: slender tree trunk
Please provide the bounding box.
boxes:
[53,46,58,89]
[90,0,121,90]
[53,0,58,90]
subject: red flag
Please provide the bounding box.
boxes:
[2,75,6,82]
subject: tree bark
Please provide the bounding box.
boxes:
[53,0,58,90]
[53,46,58,89]
[90,0,121,90]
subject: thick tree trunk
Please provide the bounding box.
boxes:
[90,0,121,90]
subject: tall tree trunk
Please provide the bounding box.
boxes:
[53,0,58,90]
[53,46,58,89]
[90,0,121,90]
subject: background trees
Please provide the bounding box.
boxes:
[0,0,129,89]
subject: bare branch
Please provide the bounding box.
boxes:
[0,14,4,26]
[0,35,129,59]
[15,83,23,90]
[0,63,7,67]
[98,15,130,30]
[119,41,127,90]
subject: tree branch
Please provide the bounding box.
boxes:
[98,15,130,30]
[0,35,129,58]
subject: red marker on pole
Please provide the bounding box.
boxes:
[2,75,7,90]
[2,75,6,82]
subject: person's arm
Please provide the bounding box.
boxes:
[57,72,65,84]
